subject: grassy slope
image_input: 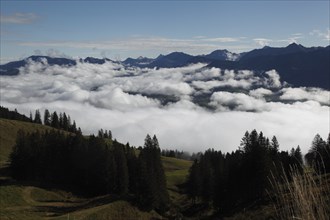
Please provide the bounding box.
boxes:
[161,156,193,216]
[0,119,54,165]
[162,156,192,191]
[0,118,192,220]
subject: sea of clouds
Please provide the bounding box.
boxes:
[1,58,329,153]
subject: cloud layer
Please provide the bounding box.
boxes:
[1,60,329,153]
[1,13,38,24]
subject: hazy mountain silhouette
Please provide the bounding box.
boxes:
[1,44,329,89]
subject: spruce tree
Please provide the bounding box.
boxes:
[51,111,59,128]
[240,130,270,201]
[137,134,169,213]
[113,141,129,195]
[126,147,138,193]
[34,110,42,124]
[186,160,202,203]
[59,113,63,129]
[63,113,69,131]
[271,136,279,153]
[44,109,51,126]
[305,134,330,174]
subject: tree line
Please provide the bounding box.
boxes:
[0,106,81,134]
[186,130,329,214]
[10,129,169,213]
[35,109,81,134]
[305,133,330,174]
[0,106,31,122]
[161,149,191,160]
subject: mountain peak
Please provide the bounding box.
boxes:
[285,43,306,53]
[287,42,304,48]
[205,49,239,61]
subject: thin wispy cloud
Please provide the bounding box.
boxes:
[1,13,38,24]
[18,37,252,55]
[253,34,304,47]
[201,37,241,43]
[253,38,273,47]
[310,29,330,41]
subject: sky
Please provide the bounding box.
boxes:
[1,1,329,64]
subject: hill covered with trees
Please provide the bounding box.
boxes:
[1,106,329,219]
[10,130,169,213]
[186,130,330,218]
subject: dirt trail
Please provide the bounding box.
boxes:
[2,185,118,219]
[2,187,35,212]
[22,186,38,205]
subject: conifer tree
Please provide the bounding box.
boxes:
[44,109,51,126]
[59,113,63,129]
[51,111,59,128]
[62,113,69,130]
[305,133,330,174]
[186,160,202,203]
[126,146,138,193]
[113,141,129,195]
[271,136,279,153]
[34,110,42,124]
[240,130,271,200]
[137,134,169,213]
[71,121,77,133]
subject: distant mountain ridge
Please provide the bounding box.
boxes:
[1,43,329,89]
[0,55,77,75]
[123,50,239,68]
[208,44,330,89]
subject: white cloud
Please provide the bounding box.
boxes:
[33,49,72,59]
[88,87,160,111]
[310,29,330,41]
[0,60,329,154]
[18,36,253,56]
[264,70,282,88]
[249,88,273,98]
[210,91,269,111]
[184,67,221,81]
[18,38,216,53]
[253,34,304,47]
[253,38,273,47]
[2,99,328,154]
[190,69,261,92]
[280,87,330,105]
[201,37,240,43]
[1,13,38,24]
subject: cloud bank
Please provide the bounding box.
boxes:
[1,13,38,24]
[1,60,329,153]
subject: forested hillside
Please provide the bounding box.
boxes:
[1,107,329,219]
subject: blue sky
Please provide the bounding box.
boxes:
[1,1,329,63]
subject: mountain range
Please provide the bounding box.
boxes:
[1,43,329,89]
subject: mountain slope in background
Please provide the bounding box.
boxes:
[123,56,154,67]
[82,57,114,64]
[1,44,329,89]
[208,44,330,89]
[0,56,76,75]
[203,49,240,61]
